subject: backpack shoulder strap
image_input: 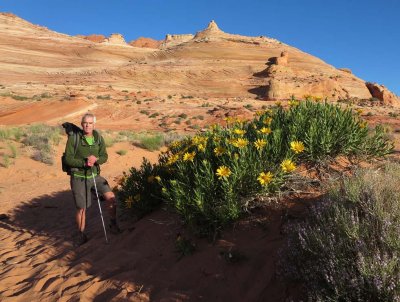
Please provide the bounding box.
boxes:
[73,132,80,155]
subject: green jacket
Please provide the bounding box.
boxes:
[64,129,108,177]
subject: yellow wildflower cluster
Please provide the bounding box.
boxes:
[167,153,179,165]
[281,159,296,172]
[216,166,231,179]
[290,141,305,154]
[257,171,273,186]
[214,146,226,156]
[254,139,267,150]
[289,100,300,107]
[233,128,246,136]
[263,117,273,125]
[258,127,272,135]
[183,151,196,162]
[232,138,249,148]
[169,140,181,149]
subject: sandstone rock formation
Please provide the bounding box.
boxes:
[160,34,194,48]
[366,82,399,106]
[0,13,398,104]
[102,33,127,45]
[77,34,106,43]
[129,37,162,49]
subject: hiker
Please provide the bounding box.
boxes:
[64,113,120,245]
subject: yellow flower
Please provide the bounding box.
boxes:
[263,117,273,125]
[216,166,231,179]
[167,154,179,165]
[290,141,305,154]
[359,121,368,129]
[183,151,196,162]
[233,128,246,136]
[162,187,167,193]
[192,135,207,146]
[234,153,239,159]
[224,116,235,124]
[257,171,273,186]
[197,144,206,152]
[155,175,161,182]
[356,109,363,115]
[289,100,300,107]
[255,110,264,116]
[258,127,272,135]
[254,139,267,150]
[314,96,322,102]
[169,140,181,149]
[147,175,155,183]
[281,159,296,173]
[125,196,133,208]
[214,146,226,156]
[232,138,249,148]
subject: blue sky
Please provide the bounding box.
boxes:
[1,0,399,95]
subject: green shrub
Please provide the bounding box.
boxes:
[22,124,61,165]
[116,149,127,156]
[136,134,164,151]
[118,159,165,217]
[2,154,10,168]
[119,100,393,236]
[103,135,116,147]
[8,143,17,158]
[96,95,111,100]
[0,127,23,141]
[280,163,400,301]
[178,113,188,119]
[149,112,160,118]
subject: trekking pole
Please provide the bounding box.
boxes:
[91,167,109,244]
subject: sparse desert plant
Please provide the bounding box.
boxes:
[103,135,116,147]
[116,149,127,156]
[280,162,400,301]
[96,95,111,100]
[140,110,150,115]
[149,112,160,118]
[135,133,164,151]
[2,154,10,168]
[178,113,188,119]
[8,143,17,158]
[22,124,61,165]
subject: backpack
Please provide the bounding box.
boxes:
[61,122,81,175]
[61,122,102,175]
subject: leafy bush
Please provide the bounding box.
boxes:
[119,100,393,236]
[280,163,400,301]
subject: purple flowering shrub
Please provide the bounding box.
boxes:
[280,163,400,301]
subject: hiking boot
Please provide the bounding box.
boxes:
[109,219,122,234]
[75,231,88,246]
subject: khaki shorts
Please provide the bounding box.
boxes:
[70,175,112,209]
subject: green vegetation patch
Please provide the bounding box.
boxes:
[118,100,393,236]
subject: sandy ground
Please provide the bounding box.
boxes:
[0,135,295,302]
[1,101,400,301]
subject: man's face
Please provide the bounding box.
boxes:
[82,116,95,135]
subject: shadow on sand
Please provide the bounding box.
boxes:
[1,189,304,301]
